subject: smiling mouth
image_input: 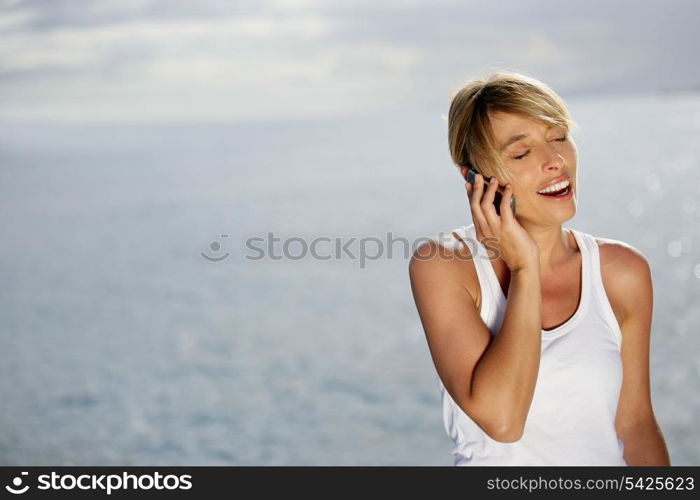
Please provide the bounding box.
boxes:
[537,185,571,197]
[536,177,573,197]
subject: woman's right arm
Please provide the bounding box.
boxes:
[408,173,543,442]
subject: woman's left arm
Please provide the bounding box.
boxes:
[610,245,671,466]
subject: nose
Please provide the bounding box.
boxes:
[543,145,564,170]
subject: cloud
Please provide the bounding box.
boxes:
[0,14,334,74]
[0,0,698,123]
[0,14,425,123]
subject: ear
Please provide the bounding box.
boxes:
[460,165,471,180]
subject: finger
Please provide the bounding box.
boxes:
[483,176,499,204]
[465,182,476,224]
[499,183,515,223]
[470,174,491,235]
[465,181,472,198]
[480,176,500,223]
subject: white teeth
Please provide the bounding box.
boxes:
[537,179,570,194]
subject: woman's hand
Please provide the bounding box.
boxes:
[466,173,539,272]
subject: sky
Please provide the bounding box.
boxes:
[1,0,698,123]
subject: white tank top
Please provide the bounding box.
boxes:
[436,223,627,466]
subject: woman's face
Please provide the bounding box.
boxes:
[487,110,578,226]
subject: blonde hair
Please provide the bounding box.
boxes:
[447,71,578,184]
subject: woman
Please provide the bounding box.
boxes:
[408,72,670,466]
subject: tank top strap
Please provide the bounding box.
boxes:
[569,227,623,349]
[568,226,594,291]
[461,224,506,317]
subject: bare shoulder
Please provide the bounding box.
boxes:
[595,237,651,277]
[410,228,474,261]
[594,236,653,326]
[409,228,478,303]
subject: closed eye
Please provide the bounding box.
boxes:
[512,135,568,161]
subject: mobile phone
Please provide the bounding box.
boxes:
[464,167,516,216]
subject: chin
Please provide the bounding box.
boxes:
[521,194,577,224]
[560,211,576,224]
[552,202,577,223]
[517,209,576,228]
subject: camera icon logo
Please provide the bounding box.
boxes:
[5,472,29,494]
[201,234,230,262]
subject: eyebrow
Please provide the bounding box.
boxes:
[499,134,529,152]
[498,125,561,152]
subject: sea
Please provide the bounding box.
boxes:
[1,92,699,465]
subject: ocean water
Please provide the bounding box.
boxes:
[1,92,699,465]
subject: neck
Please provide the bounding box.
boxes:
[519,222,576,274]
